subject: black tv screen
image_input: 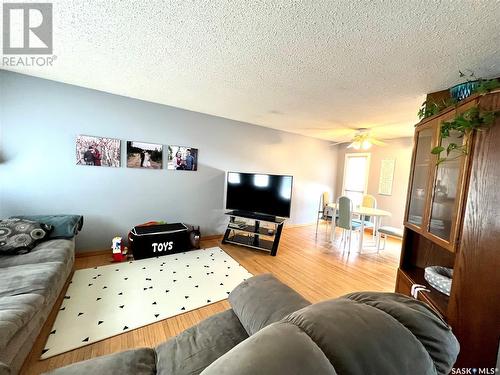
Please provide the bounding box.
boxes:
[225,172,293,217]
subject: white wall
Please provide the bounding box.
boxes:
[0,71,337,252]
[335,137,413,228]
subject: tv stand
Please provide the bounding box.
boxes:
[222,211,285,256]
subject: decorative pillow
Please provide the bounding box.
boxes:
[0,219,53,255]
[11,215,83,239]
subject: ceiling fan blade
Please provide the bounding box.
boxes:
[370,138,387,146]
[329,141,345,147]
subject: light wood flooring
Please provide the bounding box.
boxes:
[21,224,401,374]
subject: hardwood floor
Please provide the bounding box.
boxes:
[21,224,401,374]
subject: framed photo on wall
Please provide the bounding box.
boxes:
[126,141,163,169]
[167,146,198,171]
[76,135,121,167]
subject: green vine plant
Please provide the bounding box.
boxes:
[417,98,457,120]
[475,78,500,94]
[431,107,500,164]
[457,70,500,94]
[417,76,500,121]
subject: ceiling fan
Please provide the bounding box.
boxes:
[299,125,389,149]
[324,128,387,149]
[343,128,387,150]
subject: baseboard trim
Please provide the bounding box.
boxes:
[75,249,109,258]
[284,222,316,228]
[201,234,223,240]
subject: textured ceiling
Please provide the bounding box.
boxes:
[2,1,500,142]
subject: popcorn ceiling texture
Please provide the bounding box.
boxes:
[3,0,500,141]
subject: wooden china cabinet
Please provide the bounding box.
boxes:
[396,91,500,367]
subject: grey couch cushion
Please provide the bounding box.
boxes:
[0,294,44,349]
[284,292,459,375]
[201,321,337,375]
[0,362,10,375]
[0,262,66,299]
[156,309,248,375]
[203,291,458,375]
[0,238,75,374]
[343,292,459,375]
[0,239,74,268]
[46,348,156,375]
[228,273,310,335]
[285,299,434,374]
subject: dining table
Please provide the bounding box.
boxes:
[327,203,392,253]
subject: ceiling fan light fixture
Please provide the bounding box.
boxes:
[361,140,372,150]
[348,139,371,150]
[348,141,361,150]
[344,129,385,149]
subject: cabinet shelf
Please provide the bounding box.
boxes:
[400,267,449,318]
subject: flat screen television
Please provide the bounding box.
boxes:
[225,172,293,218]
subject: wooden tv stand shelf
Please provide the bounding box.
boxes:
[221,211,285,256]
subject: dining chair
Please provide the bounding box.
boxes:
[333,196,362,253]
[315,192,335,239]
[355,194,377,240]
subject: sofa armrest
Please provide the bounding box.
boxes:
[228,273,310,336]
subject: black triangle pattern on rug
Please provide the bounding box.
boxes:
[41,247,253,360]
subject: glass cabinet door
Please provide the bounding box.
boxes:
[428,130,468,243]
[407,126,435,229]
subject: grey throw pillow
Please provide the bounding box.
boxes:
[0,219,53,255]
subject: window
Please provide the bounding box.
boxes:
[342,153,371,206]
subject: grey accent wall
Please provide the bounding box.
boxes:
[0,71,337,252]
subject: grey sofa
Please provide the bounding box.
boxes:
[46,274,459,375]
[0,238,75,374]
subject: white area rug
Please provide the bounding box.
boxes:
[41,247,253,359]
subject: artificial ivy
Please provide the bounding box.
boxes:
[417,78,500,121]
[431,106,500,164]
